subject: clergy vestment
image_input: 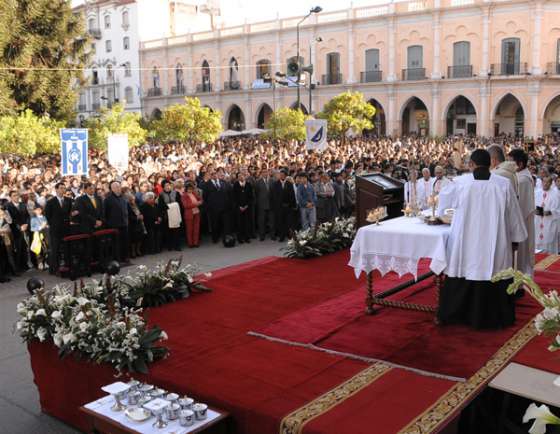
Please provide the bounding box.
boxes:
[516,168,536,276]
[416,177,434,210]
[436,168,528,329]
[534,188,560,254]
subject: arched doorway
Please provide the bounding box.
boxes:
[365,98,386,137]
[493,94,524,137]
[543,95,560,135]
[227,105,245,131]
[290,102,308,114]
[445,96,477,136]
[257,104,273,129]
[401,97,429,136]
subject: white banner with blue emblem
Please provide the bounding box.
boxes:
[60,129,88,177]
[305,119,327,151]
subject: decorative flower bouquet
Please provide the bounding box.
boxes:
[116,258,212,308]
[492,268,560,433]
[283,217,356,259]
[16,284,168,374]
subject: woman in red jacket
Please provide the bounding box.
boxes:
[181,182,203,247]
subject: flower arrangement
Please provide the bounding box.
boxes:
[492,268,560,433]
[115,258,212,308]
[16,284,168,373]
[283,217,356,259]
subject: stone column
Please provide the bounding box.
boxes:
[528,80,541,138]
[387,86,398,135]
[185,43,193,94]
[430,83,441,136]
[387,16,397,82]
[275,30,281,74]
[480,7,490,76]
[479,81,491,137]
[347,20,355,84]
[214,40,221,92]
[243,28,250,90]
[431,12,442,79]
[531,2,543,75]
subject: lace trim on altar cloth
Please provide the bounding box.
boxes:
[351,253,420,280]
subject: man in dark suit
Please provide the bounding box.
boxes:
[271,169,297,242]
[255,168,274,241]
[44,183,73,274]
[74,182,103,234]
[6,190,31,271]
[203,170,229,243]
[103,181,130,263]
[233,172,254,244]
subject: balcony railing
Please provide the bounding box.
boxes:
[147,87,162,97]
[402,68,426,81]
[78,104,87,112]
[490,62,528,76]
[223,80,241,91]
[546,62,560,75]
[171,85,186,95]
[88,28,102,39]
[360,70,383,83]
[196,83,213,93]
[321,73,343,85]
[447,65,473,78]
[92,103,100,111]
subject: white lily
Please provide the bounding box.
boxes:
[523,403,560,434]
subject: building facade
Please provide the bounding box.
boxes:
[74,0,217,124]
[139,0,560,138]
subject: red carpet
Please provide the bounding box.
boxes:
[28,250,559,434]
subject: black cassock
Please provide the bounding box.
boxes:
[437,168,516,330]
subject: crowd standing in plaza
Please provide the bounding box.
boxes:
[1,134,559,283]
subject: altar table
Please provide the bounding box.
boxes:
[349,216,451,314]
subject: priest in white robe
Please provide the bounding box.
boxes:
[436,149,527,329]
[404,169,419,208]
[432,166,450,195]
[417,168,434,210]
[509,149,535,277]
[535,176,560,254]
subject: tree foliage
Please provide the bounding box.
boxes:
[152,97,223,144]
[265,108,307,142]
[317,91,375,139]
[85,104,147,150]
[0,0,90,121]
[0,110,63,156]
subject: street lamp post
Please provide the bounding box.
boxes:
[309,36,322,114]
[296,6,322,111]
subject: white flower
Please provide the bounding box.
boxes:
[27,312,33,320]
[300,240,307,246]
[62,333,76,345]
[79,322,88,332]
[37,327,47,342]
[187,276,193,283]
[53,334,62,347]
[524,403,560,434]
[35,309,46,317]
[76,297,89,306]
[51,310,62,320]
[75,312,85,322]
[160,331,168,341]
[16,303,27,315]
[204,272,212,278]
[16,321,23,331]
[129,327,138,336]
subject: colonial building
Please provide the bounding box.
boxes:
[140,0,560,138]
[73,0,219,124]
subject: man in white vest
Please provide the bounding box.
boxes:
[535,176,560,254]
[437,149,527,329]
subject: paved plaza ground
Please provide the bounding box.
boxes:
[0,239,283,434]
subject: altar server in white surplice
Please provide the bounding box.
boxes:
[404,169,420,207]
[535,177,560,254]
[417,168,434,209]
[509,149,535,277]
[432,166,451,195]
[436,149,527,329]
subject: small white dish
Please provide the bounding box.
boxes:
[125,407,151,422]
[101,382,130,395]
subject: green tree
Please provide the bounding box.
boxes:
[153,97,223,144]
[85,104,147,150]
[0,110,61,156]
[265,107,307,142]
[0,0,90,121]
[317,91,375,141]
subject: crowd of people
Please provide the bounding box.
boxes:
[0,134,559,283]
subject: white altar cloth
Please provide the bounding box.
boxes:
[84,395,221,434]
[349,216,451,279]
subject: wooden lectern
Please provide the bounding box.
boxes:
[355,173,404,228]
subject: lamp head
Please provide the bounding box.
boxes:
[310,6,322,13]
[26,278,44,295]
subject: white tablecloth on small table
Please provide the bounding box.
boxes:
[349,216,451,279]
[84,395,222,434]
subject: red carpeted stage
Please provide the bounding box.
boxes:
[28,252,560,434]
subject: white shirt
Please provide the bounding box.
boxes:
[437,172,527,281]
